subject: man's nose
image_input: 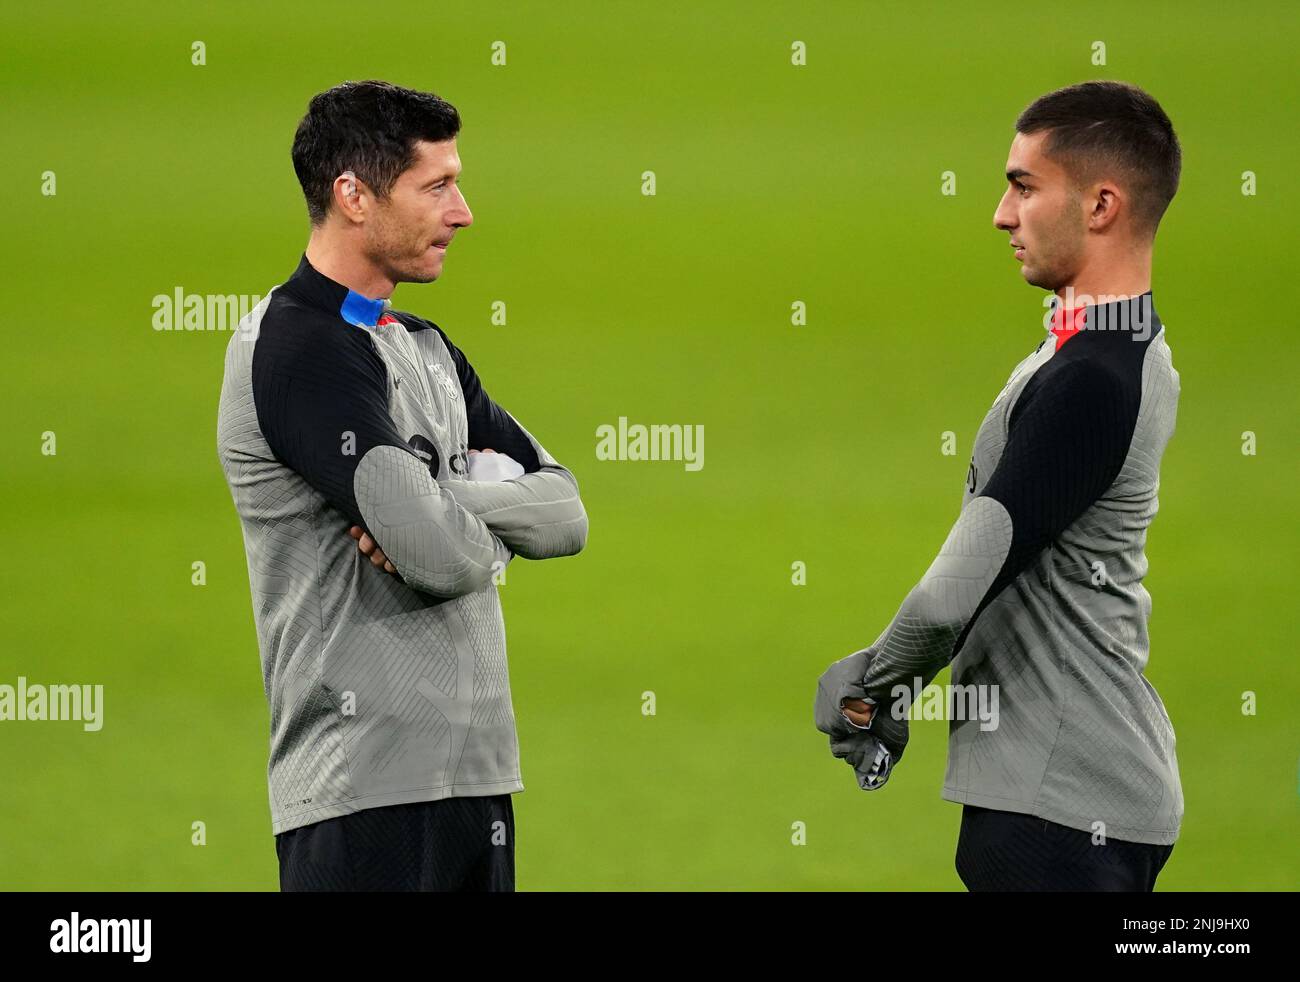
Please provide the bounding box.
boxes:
[993,188,1016,232]
[449,185,473,228]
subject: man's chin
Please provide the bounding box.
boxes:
[393,261,442,285]
[1022,266,1060,291]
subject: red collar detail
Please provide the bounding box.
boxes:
[1050,305,1086,351]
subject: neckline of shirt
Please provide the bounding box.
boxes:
[1048,291,1158,350]
[285,253,393,328]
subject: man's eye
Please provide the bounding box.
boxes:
[1016,183,1030,196]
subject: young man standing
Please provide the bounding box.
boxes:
[218,81,588,891]
[815,81,1184,891]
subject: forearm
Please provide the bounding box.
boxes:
[859,496,1012,701]
[354,445,511,597]
[443,466,588,560]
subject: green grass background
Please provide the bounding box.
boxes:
[2,0,1296,890]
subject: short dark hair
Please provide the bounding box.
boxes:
[291,80,461,226]
[1016,80,1181,237]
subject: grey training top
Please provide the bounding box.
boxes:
[859,294,1182,845]
[217,255,587,835]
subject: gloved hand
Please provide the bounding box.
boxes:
[815,647,909,790]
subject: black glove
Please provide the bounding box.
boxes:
[814,647,910,790]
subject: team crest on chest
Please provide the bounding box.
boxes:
[430,362,459,399]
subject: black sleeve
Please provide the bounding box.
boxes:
[251,306,430,528]
[975,356,1138,601]
[856,355,1141,704]
[438,332,542,473]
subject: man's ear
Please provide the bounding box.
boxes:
[331,171,367,225]
[1088,180,1124,233]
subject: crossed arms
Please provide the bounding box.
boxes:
[250,314,587,599]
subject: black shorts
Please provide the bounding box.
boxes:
[275,794,515,892]
[955,804,1174,892]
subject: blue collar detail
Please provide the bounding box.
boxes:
[339,290,387,328]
